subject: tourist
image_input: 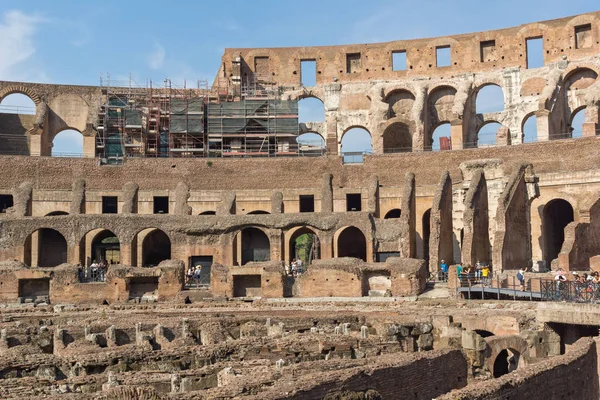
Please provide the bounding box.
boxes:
[481,264,490,286]
[440,260,448,282]
[516,268,526,290]
[194,265,202,284]
[456,263,464,285]
[475,260,482,280]
[186,267,194,284]
[284,263,291,276]
[297,258,303,274]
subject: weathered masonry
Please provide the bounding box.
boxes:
[0,12,599,303]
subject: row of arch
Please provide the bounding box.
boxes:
[22,224,370,268]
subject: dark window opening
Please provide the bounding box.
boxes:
[0,194,13,213]
[102,196,118,214]
[436,46,451,67]
[526,37,544,69]
[480,40,496,62]
[392,51,407,71]
[153,196,169,214]
[346,193,362,212]
[299,195,315,213]
[376,252,400,262]
[346,53,361,73]
[384,209,401,219]
[575,24,592,49]
[301,60,317,86]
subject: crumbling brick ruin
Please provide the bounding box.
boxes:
[0,11,599,399]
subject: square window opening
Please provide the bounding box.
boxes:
[0,194,13,213]
[526,37,544,69]
[480,40,496,62]
[301,60,317,86]
[346,53,361,74]
[154,196,169,214]
[299,195,315,213]
[346,193,362,212]
[102,196,118,214]
[436,46,451,67]
[392,51,407,71]
[575,24,592,49]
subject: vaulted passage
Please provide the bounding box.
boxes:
[542,199,574,264]
[383,122,412,153]
[337,227,367,261]
[25,229,68,268]
[241,228,270,265]
[142,229,171,267]
[91,230,120,265]
[493,348,521,378]
[289,227,320,265]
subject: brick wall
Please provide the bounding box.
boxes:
[439,337,599,400]
[0,137,599,192]
[253,349,468,400]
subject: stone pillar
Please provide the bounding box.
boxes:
[366,175,379,216]
[496,126,511,146]
[583,105,599,137]
[271,192,283,214]
[269,230,283,262]
[321,173,333,213]
[29,134,42,157]
[535,110,551,142]
[450,120,463,150]
[83,135,96,158]
[31,231,40,267]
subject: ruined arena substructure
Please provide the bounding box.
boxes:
[0,11,599,400]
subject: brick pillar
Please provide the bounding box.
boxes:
[450,120,463,150]
[120,243,133,267]
[325,113,338,155]
[83,135,96,158]
[496,126,511,146]
[29,134,42,156]
[269,230,283,262]
[67,243,81,265]
[320,234,334,260]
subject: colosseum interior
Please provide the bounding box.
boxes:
[0,10,600,400]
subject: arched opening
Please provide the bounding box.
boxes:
[199,210,216,215]
[570,107,586,139]
[542,199,574,264]
[474,329,495,338]
[241,228,270,264]
[475,84,505,113]
[296,132,326,154]
[430,123,451,151]
[385,89,415,119]
[45,211,69,216]
[341,127,372,163]
[493,348,521,378]
[298,97,325,123]
[522,114,537,143]
[142,229,171,267]
[384,209,401,219]
[337,226,367,261]
[26,228,68,268]
[477,122,501,147]
[422,209,431,262]
[91,230,120,265]
[247,210,270,215]
[52,129,84,157]
[289,227,320,265]
[383,122,412,153]
[0,93,36,114]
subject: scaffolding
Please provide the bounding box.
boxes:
[206,74,299,157]
[98,76,208,161]
[96,72,298,160]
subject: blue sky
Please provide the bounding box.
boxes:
[0,0,596,154]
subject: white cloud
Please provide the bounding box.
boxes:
[147,42,166,70]
[0,10,44,81]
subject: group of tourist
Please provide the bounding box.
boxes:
[284,258,304,277]
[186,265,204,286]
[439,260,492,286]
